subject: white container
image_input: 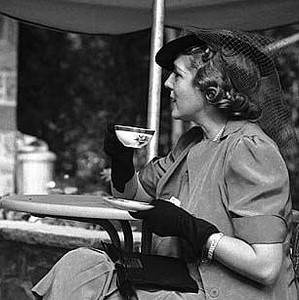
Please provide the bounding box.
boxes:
[17,151,56,194]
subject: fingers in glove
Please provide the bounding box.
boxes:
[104,123,134,157]
[129,209,151,219]
[129,199,178,219]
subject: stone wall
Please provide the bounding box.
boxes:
[0,15,18,196]
[0,220,141,300]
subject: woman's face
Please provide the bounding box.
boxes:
[164,55,206,122]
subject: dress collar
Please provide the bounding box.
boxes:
[220,119,248,141]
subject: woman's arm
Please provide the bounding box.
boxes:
[112,173,153,202]
[207,234,283,285]
[219,135,288,285]
[131,198,285,286]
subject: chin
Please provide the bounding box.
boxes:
[171,109,180,119]
[172,112,187,121]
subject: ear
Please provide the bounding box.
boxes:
[205,86,219,101]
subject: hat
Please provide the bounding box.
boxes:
[155,29,275,76]
[155,34,205,70]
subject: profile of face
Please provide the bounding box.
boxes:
[164,54,208,122]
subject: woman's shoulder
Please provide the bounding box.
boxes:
[226,120,285,165]
[228,120,279,150]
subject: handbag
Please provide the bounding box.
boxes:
[102,242,199,300]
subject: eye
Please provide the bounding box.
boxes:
[173,71,181,80]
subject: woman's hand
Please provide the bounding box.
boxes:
[104,124,133,158]
[104,124,134,193]
[130,199,219,257]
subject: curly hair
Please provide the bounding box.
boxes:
[183,46,262,121]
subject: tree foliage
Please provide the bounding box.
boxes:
[18,24,150,191]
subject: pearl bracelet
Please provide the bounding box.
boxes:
[207,233,224,260]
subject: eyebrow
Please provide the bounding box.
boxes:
[173,64,186,74]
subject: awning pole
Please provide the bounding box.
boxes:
[146,0,165,161]
[266,32,299,52]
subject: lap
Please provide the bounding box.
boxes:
[32,247,205,300]
[108,290,204,300]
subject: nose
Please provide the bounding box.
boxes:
[164,73,174,90]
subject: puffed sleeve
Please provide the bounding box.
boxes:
[225,135,290,244]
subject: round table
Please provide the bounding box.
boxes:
[0,194,138,252]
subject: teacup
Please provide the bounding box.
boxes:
[114,125,155,148]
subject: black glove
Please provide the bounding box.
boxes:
[130,200,219,257]
[104,124,134,193]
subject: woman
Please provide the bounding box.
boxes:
[32,29,298,299]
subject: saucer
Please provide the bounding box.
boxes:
[102,196,154,211]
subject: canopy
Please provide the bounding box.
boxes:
[1,0,299,34]
[1,0,299,159]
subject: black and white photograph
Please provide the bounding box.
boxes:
[0,1,299,299]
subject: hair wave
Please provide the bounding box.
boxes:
[187,49,262,121]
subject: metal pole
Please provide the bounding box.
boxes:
[146,0,165,161]
[266,32,299,52]
[165,28,184,147]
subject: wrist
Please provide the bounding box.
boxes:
[206,232,220,248]
[206,232,224,261]
[187,218,219,257]
[111,150,134,163]
[110,157,135,193]
[112,173,138,198]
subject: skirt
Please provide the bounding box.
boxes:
[32,247,205,300]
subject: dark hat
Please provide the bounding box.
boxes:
[155,33,206,70]
[155,29,275,76]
